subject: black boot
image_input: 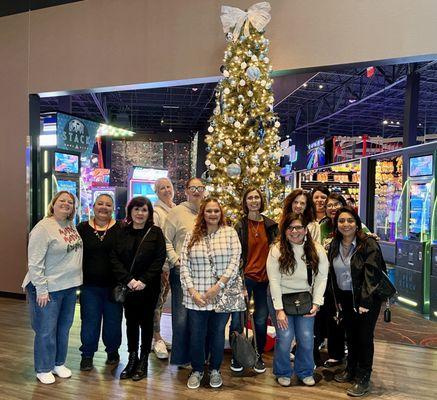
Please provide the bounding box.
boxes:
[120,352,138,380]
[347,377,370,397]
[132,353,148,381]
[335,369,355,383]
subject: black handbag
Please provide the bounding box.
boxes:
[230,295,258,369]
[110,227,152,304]
[281,262,313,316]
[373,269,397,301]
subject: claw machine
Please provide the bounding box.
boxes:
[430,184,437,321]
[394,148,436,314]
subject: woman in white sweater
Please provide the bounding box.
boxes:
[267,212,328,387]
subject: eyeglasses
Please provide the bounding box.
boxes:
[286,225,305,232]
[326,202,341,209]
[188,186,206,193]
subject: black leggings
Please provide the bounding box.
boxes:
[124,289,159,354]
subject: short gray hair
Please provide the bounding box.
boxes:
[154,177,173,193]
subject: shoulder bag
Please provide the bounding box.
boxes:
[281,263,313,315]
[205,235,246,313]
[111,226,152,304]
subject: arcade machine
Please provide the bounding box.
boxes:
[127,167,168,203]
[394,150,435,314]
[429,189,437,321]
[40,148,81,218]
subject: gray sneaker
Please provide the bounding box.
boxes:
[277,376,291,387]
[187,371,203,389]
[302,376,316,386]
[209,369,223,388]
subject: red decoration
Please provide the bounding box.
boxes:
[366,66,375,78]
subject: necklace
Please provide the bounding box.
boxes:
[341,241,353,259]
[249,219,261,238]
[92,219,111,242]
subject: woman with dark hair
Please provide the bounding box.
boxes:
[320,193,347,250]
[77,194,122,371]
[311,186,330,222]
[230,187,278,373]
[328,206,386,397]
[267,213,328,387]
[111,196,166,381]
[180,198,242,389]
[23,191,83,384]
[281,189,320,243]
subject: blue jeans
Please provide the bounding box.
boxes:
[230,278,269,354]
[188,309,229,373]
[26,283,77,373]
[170,267,190,365]
[79,285,123,357]
[273,314,315,379]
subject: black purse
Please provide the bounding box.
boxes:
[230,294,259,369]
[281,263,313,316]
[111,227,152,304]
[373,269,397,301]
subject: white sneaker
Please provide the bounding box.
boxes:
[52,365,72,378]
[36,372,55,384]
[302,376,315,386]
[187,371,204,389]
[153,339,169,359]
[277,376,291,387]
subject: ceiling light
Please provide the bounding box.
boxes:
[396,121,400,125]
[419,123,422,126]
[348,99,356,103]
[161,119,164,124]
[303,83,308,88]
[169,128,173,132]
[383,120,388,125]
[318,84,324,89]
[192,87,198,91]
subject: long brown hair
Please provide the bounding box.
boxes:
[187,198,226,252]
[278,213,320,275]
[280,189,315,229]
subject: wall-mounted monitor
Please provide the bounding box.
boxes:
[409,154,433,177]
[54,151,80,174]
[56,179,78,197]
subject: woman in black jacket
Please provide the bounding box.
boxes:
[111,196,166,381]
[328,206,385,397]
[230,187,278,374]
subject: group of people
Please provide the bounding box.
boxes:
[23,177,388,397]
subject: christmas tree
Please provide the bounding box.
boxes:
[204,2,283,221]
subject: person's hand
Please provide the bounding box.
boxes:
[304,304,320,317]
[358,307,369,314]
[192,291,207,307]
[203,284,220,302]
[276,309,288,330]
[127,279,138,290]
[36,293,50,307]
[243,289,248,299]
[134,281,146,291]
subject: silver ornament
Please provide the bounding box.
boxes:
[246,66,261,81]
[226,163,242,177]
[226,32,234,42]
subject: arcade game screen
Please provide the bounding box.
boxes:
[409,182,432,240]
[306,138,325,169]
[54,152,80,174]
[132,182,158,203]
[409,154,433,177]
[56,179,78,197]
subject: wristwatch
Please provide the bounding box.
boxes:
[217,281,225,290]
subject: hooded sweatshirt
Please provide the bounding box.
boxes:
[163,201,198,268]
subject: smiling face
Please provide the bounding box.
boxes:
[291,194,307,215]
[185,178,206,204]
[93,195,113,222]
[53,192,75,221]
[130,205,149,227]
[245,190,262,213]
[326,198,343,220]
[337,211,357,239]
[204,201,221,229]
[313,190,328,214]
[156,178,174,203]
[285,218,308,245]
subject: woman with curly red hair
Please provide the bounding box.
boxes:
[180,198,242,389]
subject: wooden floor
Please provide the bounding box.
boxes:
[1,297,436,400]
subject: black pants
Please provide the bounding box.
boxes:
[338,290,381,380]
[314,291,345,362]
[124,289,159,354]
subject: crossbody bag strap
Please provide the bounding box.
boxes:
[128,226,153,274]
[204,235,218,279]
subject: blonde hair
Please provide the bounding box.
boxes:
[46,191,77,221]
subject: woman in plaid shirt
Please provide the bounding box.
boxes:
[180,198,241,389]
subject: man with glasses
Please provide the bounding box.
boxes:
[163,178,206,368]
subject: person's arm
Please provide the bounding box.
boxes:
[153,209,161,228]
[27,224,50,297]
[179,233,194,290]
[137,228,166,286]
[266,245,283,310]
[221,228,242,281]
[163,217,180,267]
[311,245,329,306]
[308,222,321,244]
[109,229,131,284]
[359,239,384,309]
